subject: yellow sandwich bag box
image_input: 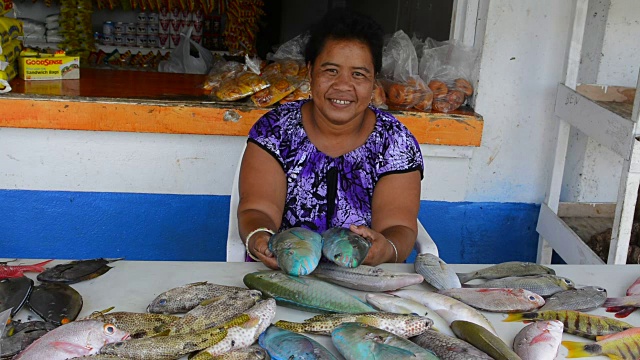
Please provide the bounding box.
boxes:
[19,49,79,80]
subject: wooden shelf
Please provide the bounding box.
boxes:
[0,68,484,146]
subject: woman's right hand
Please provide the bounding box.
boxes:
[247,231,280,270]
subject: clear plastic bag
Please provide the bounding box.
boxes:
[159,26,213,74]
[267,33,309,62]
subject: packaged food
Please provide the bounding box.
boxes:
[280,79,310,103]
[0,0,12,16]
[203,60,244,92]
[0,17,23,45]
[0,39,21,63]
[370,80,386,109]
[251,72,298,107]
[215,70,269,101]
[380,77,431,110]
[18,49,80,80]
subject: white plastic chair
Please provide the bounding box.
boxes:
[226,146,439,261]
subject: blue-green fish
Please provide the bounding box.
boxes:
[269,227,323,276]
[243,271,375,314]
[321,227,370,268]
[331,322,439,359]
[259,325,337,360]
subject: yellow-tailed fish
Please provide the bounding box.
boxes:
[275,311,432,338]
[562,327,640,359]
[504,310,633,339]
[513,320,563,360]
[331,322,439,359]
[269,227,323,276]
[451,320,521,360]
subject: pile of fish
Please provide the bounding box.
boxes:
[6,242,640,359]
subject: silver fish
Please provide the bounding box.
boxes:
[331,322,439,359]
[513,320,563,360]
[540,286,607,311]
[147,281,248,314]
[321,227,370,268]
[438,288,545,313]
[365,293,454,337]
[415,253,461,290]
[311,262,424,292]
[464,275,574,297]
[390,289,498,336]
[411,329,493,360]
[457,262,556,284]
[259,325,337,360]
[269,227,323,276]
[14,320,129,360]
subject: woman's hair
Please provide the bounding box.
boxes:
[304,8,384,74]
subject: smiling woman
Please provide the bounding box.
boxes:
[236,8,424,269]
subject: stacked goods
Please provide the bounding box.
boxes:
[86,48,169,70]
[18,48,80,80]
[44,13,63,44]
[58,0,95,58]
[0,15,22,91]
[221,0,264,55]
[20,18,46,45]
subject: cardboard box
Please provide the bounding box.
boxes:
[19,50,80,80]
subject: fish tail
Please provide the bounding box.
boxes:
[562,341,597,358]
[614,307,637,318]
[603,297,631,308]
[26,259,54,272]
[503,313,525,322]
[190,350,214,360]
[274,320,306,333]
[456,272,474,284]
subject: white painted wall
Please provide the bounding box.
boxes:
[1,0,638,206]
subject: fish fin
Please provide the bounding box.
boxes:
[373,342,416,357]
[28,259,54,272]
[354,315,377,327]
[562,341,593,358]
[223,314,251,328]
[503,313,524,322]
[241,317,260,329]
[51,341,93,356]
[106,257,125,263]
[199,296,224,306]
[456,272,475,284]
[614,307,637,318]
[187,281,209,286]
[603,297,629,307]
[97,306,116,314]
[151,329,171,337]
[274,320,305,333]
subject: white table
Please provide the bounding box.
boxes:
[7,260,640,359]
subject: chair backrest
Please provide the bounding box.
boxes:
[226,145,439,261]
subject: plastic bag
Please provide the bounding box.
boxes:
[419,38,479,112]
[267,33,309,62]
[159,26,213,74]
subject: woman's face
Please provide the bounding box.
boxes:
[309,38,375,126]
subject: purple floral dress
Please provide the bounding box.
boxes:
[248,100,423,233]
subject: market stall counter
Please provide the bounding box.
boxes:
[6,259,638,359]
[0,68,484,146]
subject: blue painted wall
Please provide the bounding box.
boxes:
[0,190,541,264]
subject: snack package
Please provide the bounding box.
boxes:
[215,70,269,101]
[370,80,387,109]
[0,39,21,63]
[250,60,301,107]
[419,38,479,112]
[379,76,432,110]
[204,60,244,92]
[0,16,22,45]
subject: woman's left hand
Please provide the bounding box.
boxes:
[349,224,394,265]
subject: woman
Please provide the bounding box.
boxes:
[238,9,423,268]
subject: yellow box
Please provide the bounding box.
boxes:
[18,50,80,80]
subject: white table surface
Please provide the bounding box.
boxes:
[6,259,640,360]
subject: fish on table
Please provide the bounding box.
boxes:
[605,275,640,318]
[147,281,248,314]
[269,227,323,276]
[310,262,424,292]
[504,309,634,340]
[259,325,338,360]
[539,286,607,312]
[37,258,123,284]
[457,262,556,284]
[512,320,563,360]
[451,320,521,360]
[562,327,640,360]
[206,345,270,360]
[0,276,33,317]
[0,320,57,359]
[321,227,370,268]
[414,253,461,290]
[243,270,375,314]
[331,322,439,360]
[85,307,180,339]
[27,282,83,325]
[438,288,545,313]
[411,329,493,360]
[365,292,454,336]
[0,259,53,280]
[275,312,432,338]
[13,319,129,360]
[463,274,575,297]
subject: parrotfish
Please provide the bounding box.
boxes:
[504,310,633,340]
[513,320,563,360]
[438,288,545,313]
[259,325,338,360]
[411,329,493,360]
[331,322,439,359]
[311,262,423,292]
[147,281,248,314]
[457,262,556,284]
[321,227,370,268]
[414,253,461,290]
[269,227,323,276]
[0,259,53,280]
[562,327,640,359]
[539,286,607,312]
[243,270,375,314]
[451,320,521,360]
[275,312,432,338]
[13,320,129,360]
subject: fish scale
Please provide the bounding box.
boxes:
[540,286,607,311]
[259,325,338,360]
[464,275,575,297]
[311,262,424,292]
[269,227,323,276]
[243,270,375,314]
[321,227,370,268]
[513,320,563,360]
[147,281,248,314]
[411,329,493,360]
[563,327,640,359]
[86,308,180,338]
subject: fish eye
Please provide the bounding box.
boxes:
[104,324,116,334]
[528,295,537,301]
[158,299,167,306]
[596,287,605,291]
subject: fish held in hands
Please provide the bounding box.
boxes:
[321,227,370,268]
[269,227,323,276]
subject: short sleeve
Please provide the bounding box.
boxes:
[247,104,292,167]
[375,111,424,179]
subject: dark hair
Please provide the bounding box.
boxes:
[304,8,384,74]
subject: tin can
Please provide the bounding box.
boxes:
[147,22,159,35]
[148,12,159,23]
[125,34,137,46]
[136,35,148,47]
[136,23,148,35]
[159,19,170,33]
[147,36,159,48]
[114,34,125,46]
[125,22,136,35]
[137,12,148,23]
[159,7,170,19]
[103,21,114,36]
[102,34,114,45]
[114,22,125,35]
[158,33,169,48]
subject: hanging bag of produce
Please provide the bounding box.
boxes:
[159,26,213,74]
